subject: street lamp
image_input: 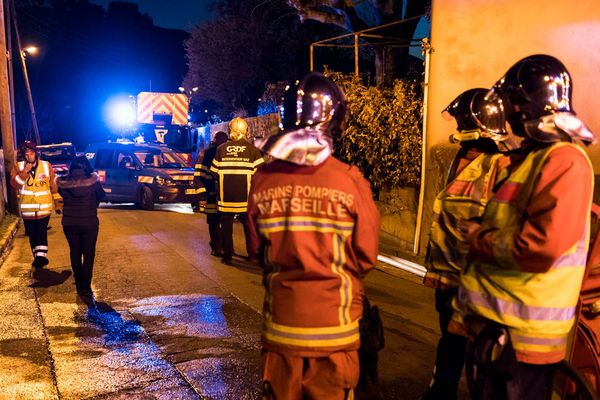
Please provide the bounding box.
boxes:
[20,45,40,144]
[178,86,199,96]
[23,46,38,55]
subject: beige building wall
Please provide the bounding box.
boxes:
[415,0,600,256]
[427,0,600,165]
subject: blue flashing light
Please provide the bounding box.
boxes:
[103,95,137,130]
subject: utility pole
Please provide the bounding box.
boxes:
[11,0,40,145]
[0,0,18,214]
[5,0,15,145]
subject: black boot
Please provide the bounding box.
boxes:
[32,256,48,269]
[221,257,232,266]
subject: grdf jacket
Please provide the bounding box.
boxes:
[210,139,264,213]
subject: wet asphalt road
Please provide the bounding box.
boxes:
[0,204,467,399]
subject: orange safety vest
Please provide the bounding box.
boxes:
[424,152,507,289]
[453,142,592,364]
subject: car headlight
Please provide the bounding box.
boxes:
[155,176,176,186]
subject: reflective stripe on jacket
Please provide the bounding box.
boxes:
[247,157,380,357]
[14,161,58,219]
[196,146,218,214]
[453,142,592,364]
[424,152,508,289]
[210,140,264,213]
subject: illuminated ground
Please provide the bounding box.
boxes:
[0,205,467,399]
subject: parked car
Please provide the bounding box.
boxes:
[85,141,204,210]
[38,142,77,177]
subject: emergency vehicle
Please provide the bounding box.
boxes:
[85,141,205,210]
[136,92,198,165]
[38,142,77,177]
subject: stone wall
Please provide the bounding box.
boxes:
[377,186,418,254]
[378,142,457,260]
[200,113,279,144]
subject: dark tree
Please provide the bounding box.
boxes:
[183,0,309,118]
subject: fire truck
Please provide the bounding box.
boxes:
[135,92,198,165]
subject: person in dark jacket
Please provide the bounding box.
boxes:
[57,156,105,296]
[194,131,229,256]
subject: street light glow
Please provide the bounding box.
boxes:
[23,46,38,55]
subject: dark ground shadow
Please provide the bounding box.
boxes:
[30,269,72,288]
[228,255,262,276]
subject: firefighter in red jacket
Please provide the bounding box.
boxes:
[10,141,63,269]
[247,73,380,400]
[453,55,595,399]
[422,88,511,400]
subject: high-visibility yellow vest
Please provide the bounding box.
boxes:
[15,161,56,219]
[455,142,592,364]
[425,152,507,289]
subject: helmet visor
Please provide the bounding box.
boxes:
[475,91,507,138]
[441,109,454,121]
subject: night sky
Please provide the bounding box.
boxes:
[12,1,430,147]
[90,0,216,30]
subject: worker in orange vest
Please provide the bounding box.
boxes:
[10,141,63,269]
[452,55,596,399]
[422,88,511,400]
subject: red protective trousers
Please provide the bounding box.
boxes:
[262,350,358,400]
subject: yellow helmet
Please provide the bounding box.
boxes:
[229,117,248,140]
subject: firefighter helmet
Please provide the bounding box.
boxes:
[443,88,507,143]
[487,54,594,143]
[279,72,347,139]
[256,73,345,165]
[229,117,248,140]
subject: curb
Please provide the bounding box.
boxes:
[0,216,21,268]
[377,253,427,278]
